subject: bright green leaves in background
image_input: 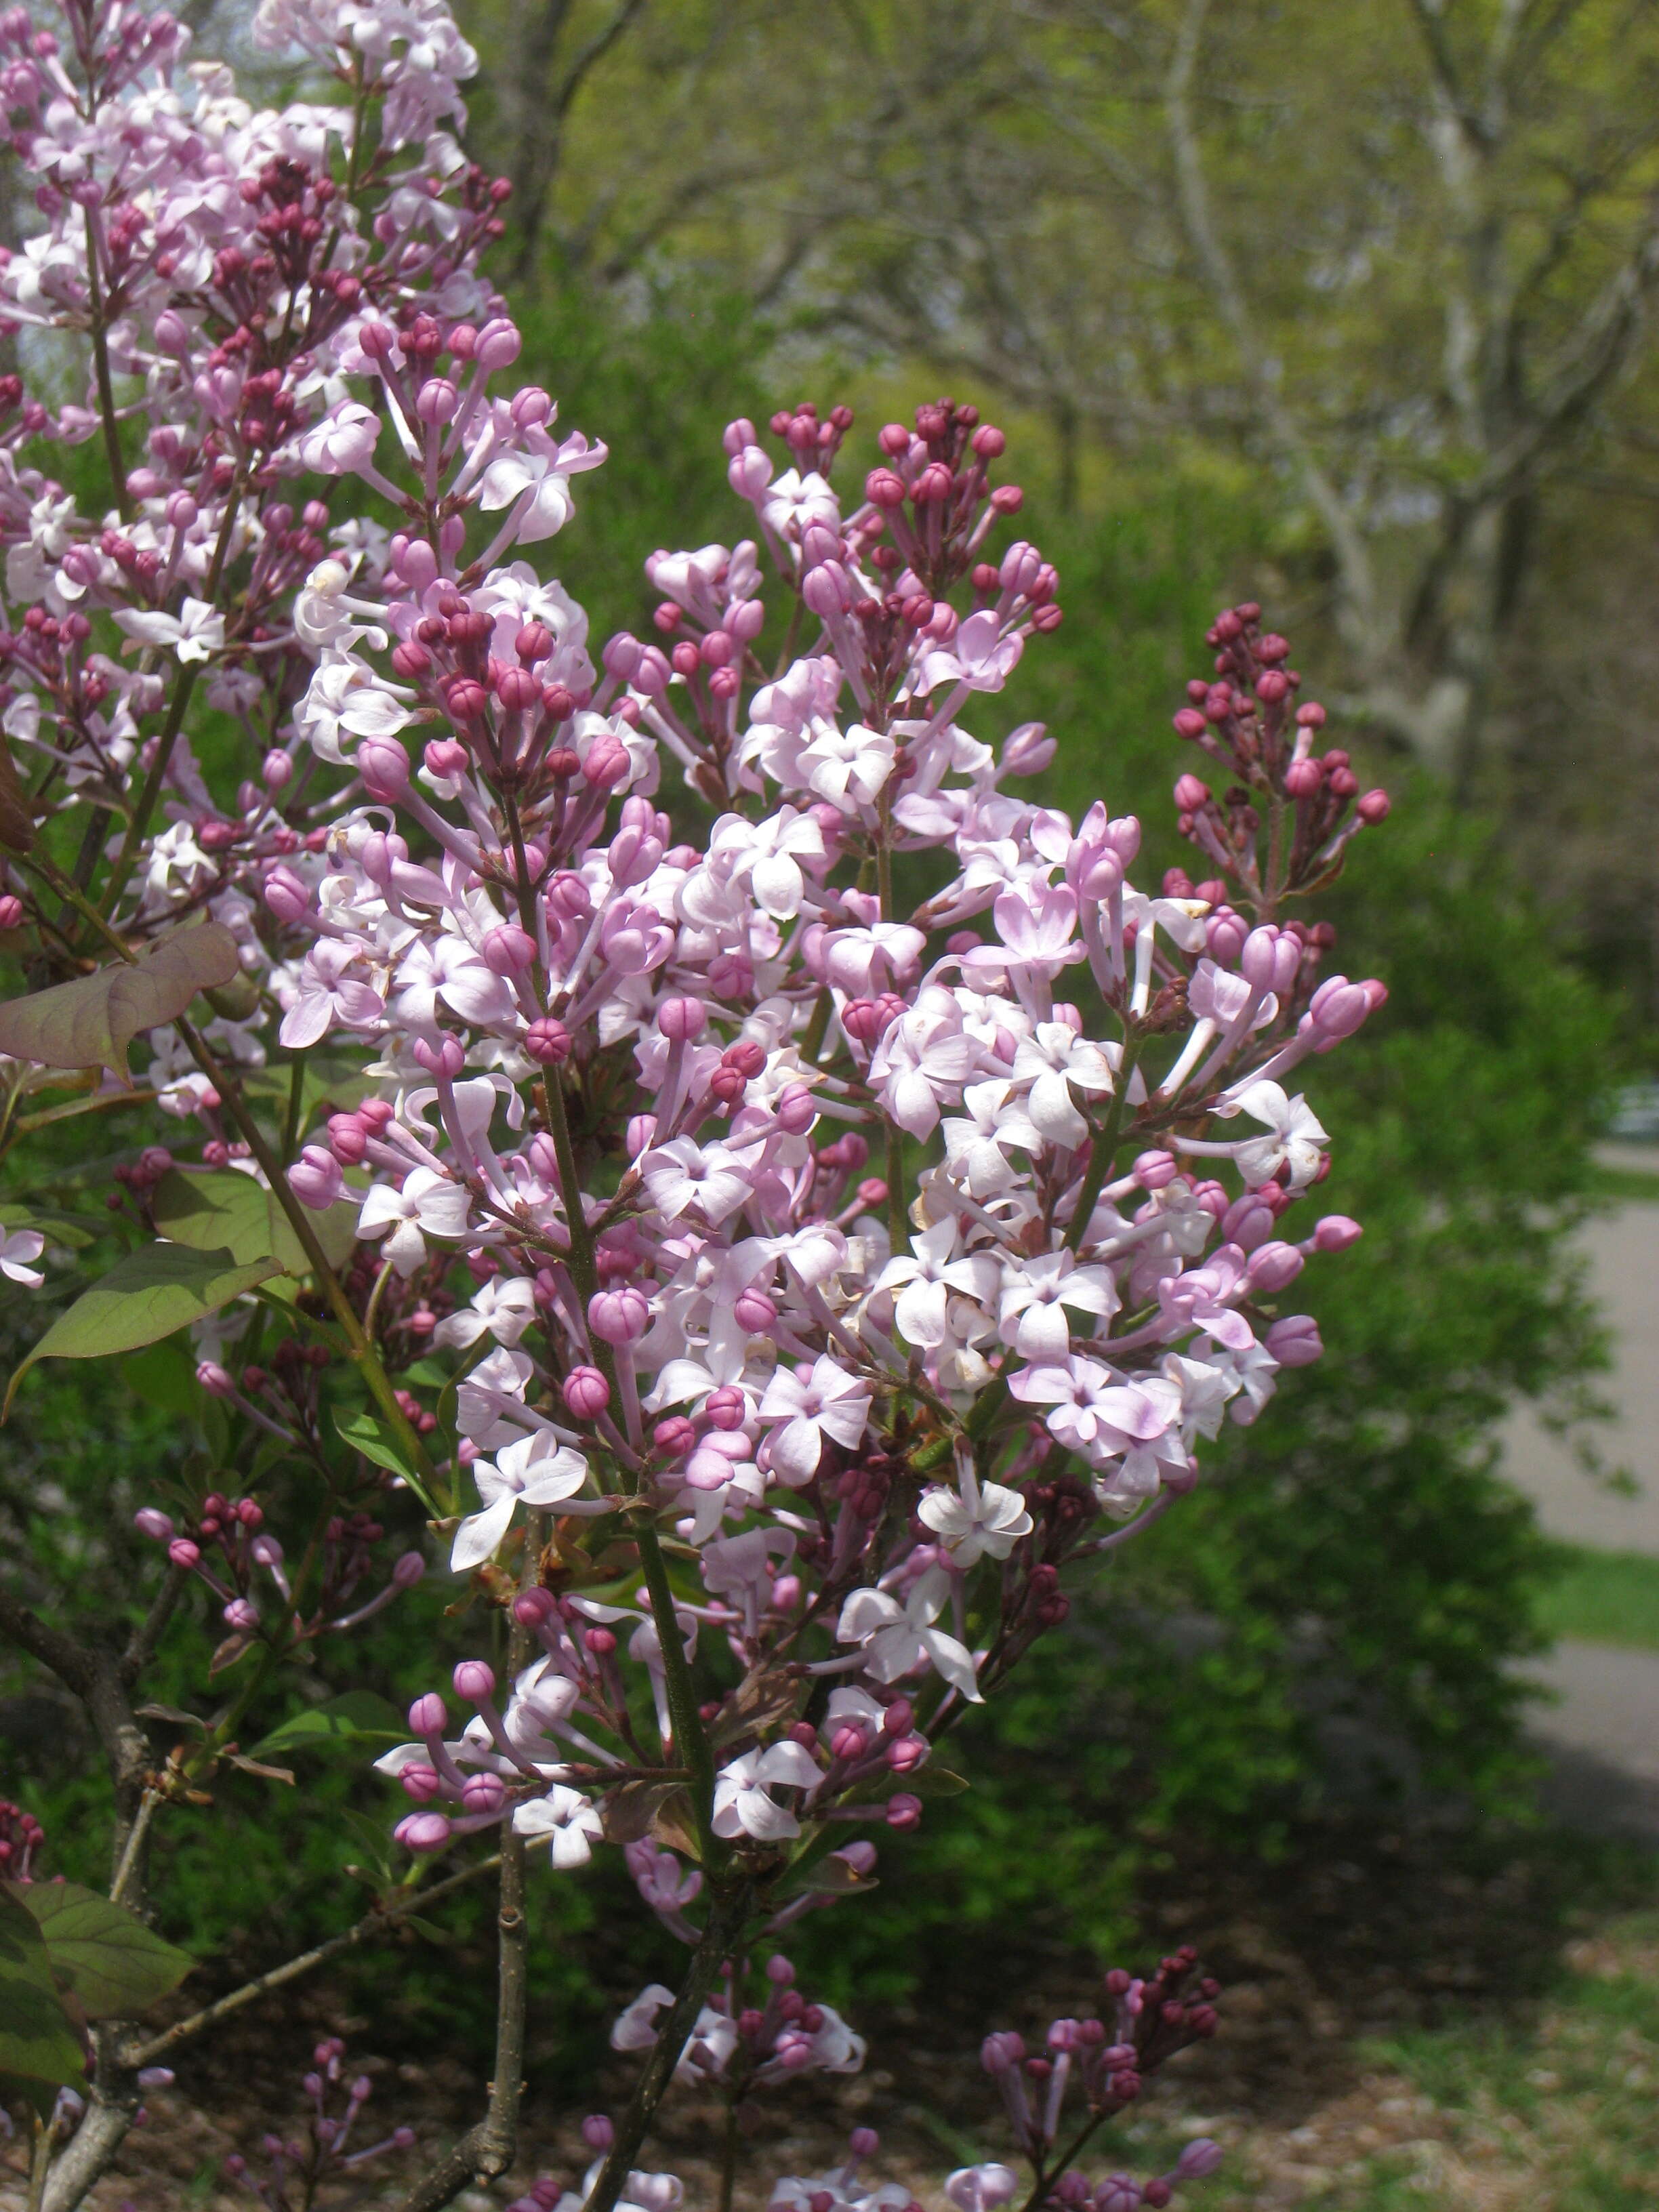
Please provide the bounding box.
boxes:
[0,1881,190,2118]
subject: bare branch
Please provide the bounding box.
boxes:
[126,1856,501,2068]
[1164,0,1383,650]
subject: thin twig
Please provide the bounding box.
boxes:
[125,1857,501,2068]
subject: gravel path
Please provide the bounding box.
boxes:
[1502,1178,1659,1841]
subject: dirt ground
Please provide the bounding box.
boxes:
[4,1819,1645,2212]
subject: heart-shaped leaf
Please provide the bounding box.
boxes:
[249,1692,408,1760]
[0,922,241,1079]
[152,1166,359,1276]
[4,1242,279,1417]
[14,1882,192,2020]
[0,1886,85,2113]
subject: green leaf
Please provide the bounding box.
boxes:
[249,1692,408,1760]
[15,1883,192,2020]
[0,922,241,1080]
[4,1243,279,1418]
[0,1202,100,1250]
[909,1764,970,1798]
[151,1166,359,1277]
[334,1408,419,1481]
[121,1338,203,1417]
[0,1886,85,2110]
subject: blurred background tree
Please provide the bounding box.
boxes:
[452,0,1659,1007]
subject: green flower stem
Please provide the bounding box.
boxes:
[1064,1038,1144,1254]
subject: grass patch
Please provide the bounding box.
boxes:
[1585,1161,1659,1202]
[1254,1910,1659,2212]
[1538,1547,1659,1650]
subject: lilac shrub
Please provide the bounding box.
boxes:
[0,0,1391,2206]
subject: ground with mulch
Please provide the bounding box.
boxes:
[3,1820,1654,2211]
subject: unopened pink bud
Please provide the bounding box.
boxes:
[288,1145,344,1209]
[452,1660,496,1703]
[1313,1214,1362,1252]
[705,1384,746,1431]
[1357,788,1391,823]
[525,1017,571,1065]
[196,1360,234,1397]
[1309,975,1371,1039]
[134,1508,173,1542]
[588,1286,649,1344]
[475,319,522,371]
[657,996,706,1042]
[408,1693,448,1737]
[1246,1240,1304,1293]
[735,1288,777,1332]
[581,2115,615,2152]
[562,1366,611,1418]
[1265,1314,1322,1367]
[356,737,410,798]
[394,1811,453,1853]
[482,925,536,977]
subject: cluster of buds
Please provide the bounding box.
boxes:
[1170,602,1388,912]
[0,1795,43,1879]
[134,1492,424,1649]
[981,1950,1221,2166]
[222,2039,413,2209]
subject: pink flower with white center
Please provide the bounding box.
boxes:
[754,2001,867,2083]
[294,401,383,478]
[451,1433,594,1573]
[512,1784,603,1869]
[918,1465,1032,1567]
[389,937,516,1035]
[1162,1351,1242,1439]
[968,883,1084,976]
[111,597,224,663]
[277,939,385,1050]
[758,467,839,544]
[997,1250,1119,1359]
[708,806,827,921]
[796,720,895,815]
[711,1740,822,1841]
[876,1220,1000,1350]
[1008,1357,1181,1469]
[917,607,1024,695]
[758,1355,872,1483]
[295,653,416,763]
[1213,1079,1330,1189]
[1155,1247,1254,1351]
[612,1988,739,2089]
[358,1166,472,1277]
[1010,1022,1116,1149]
[431,1272,537,1350]
[821,918,926,997]
[639,1138,753,1227]
[836,1565,982,1702]
[477,420,607,544]
[867,991,978,1139]
[941,1080,1042,1195]
[0,1227,45,1288]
